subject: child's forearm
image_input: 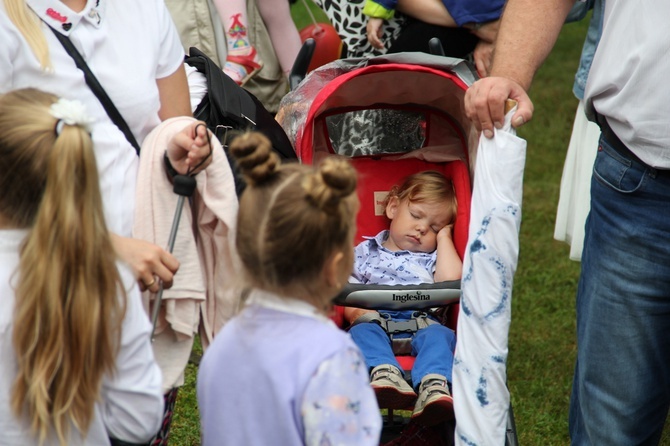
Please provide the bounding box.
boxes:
[434,237,462,282]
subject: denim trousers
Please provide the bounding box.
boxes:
[349,314,456,391]
[568,134,670,445]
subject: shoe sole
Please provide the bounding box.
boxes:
[411,396,455,426]
[373,385,417,410]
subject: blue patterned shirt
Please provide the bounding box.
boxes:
[350,230,437,285]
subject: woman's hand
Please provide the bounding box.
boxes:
[166,121,213,176]
[473,40,495,78]
[111,233,180,293]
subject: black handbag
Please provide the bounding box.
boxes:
[48,26,141,155]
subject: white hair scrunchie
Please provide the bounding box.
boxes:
[49,98,95,135]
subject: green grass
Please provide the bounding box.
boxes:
[169,7,670,446]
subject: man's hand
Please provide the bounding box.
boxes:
[464,77,533,138]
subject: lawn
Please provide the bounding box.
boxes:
[167,6,662,446]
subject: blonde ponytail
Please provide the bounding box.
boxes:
[0,89,125,445]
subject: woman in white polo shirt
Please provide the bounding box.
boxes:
[0,0,212,291]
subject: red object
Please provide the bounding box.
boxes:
[299,23,342,72]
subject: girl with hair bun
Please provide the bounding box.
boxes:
[0,88,163,445]
[197,132,382,445]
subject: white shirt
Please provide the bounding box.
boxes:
[584,0,670,168]
[0,229,164,445]
[0,0,185,235]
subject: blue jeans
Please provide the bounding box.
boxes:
[349,312,456,391]
[568,134,670,445]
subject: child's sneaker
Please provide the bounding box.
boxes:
[369,364,417,410]
[411,374,454,426]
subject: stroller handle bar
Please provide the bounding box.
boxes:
[333,280,461,311]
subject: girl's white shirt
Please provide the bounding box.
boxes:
[0,229,164,445]
[0,0,185,236]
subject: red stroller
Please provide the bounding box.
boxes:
[277,51,519,446]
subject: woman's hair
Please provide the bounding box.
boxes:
[229,132,358,297]
[0,88,126,445]
[4,0,51,70]
[385,171,458,224]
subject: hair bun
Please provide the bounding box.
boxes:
[229,132,279,185]
[305,157,357,213]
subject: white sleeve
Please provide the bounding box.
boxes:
[100,268,164,443]
[302,346,381,446]
[155,0,187,79]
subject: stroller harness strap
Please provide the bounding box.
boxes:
[351,311,440,355]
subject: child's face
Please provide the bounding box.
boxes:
[383,197,452,253]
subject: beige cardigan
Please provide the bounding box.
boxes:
[164,0,289,113]
[133,117,240,391]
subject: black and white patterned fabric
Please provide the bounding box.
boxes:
[312,0,405,58]
[326,109,426,157]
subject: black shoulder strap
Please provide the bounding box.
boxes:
[49,26,141,155]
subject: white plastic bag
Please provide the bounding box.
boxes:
[453,107,527,445]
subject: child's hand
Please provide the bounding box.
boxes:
[437,225,454,244]
[344,307,378,324]
[434,224,462,282]
[366,18,385,50]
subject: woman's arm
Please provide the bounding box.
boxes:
[157,64,192,120]
[397,0,456,27]
[158,65,213,174]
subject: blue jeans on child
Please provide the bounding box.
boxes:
[348,310,456,391]
[568,134,670,445]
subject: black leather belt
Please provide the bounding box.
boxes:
[597,115,670,177]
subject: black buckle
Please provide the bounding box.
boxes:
[385,319,419,335]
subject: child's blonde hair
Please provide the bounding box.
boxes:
[0,88,125,445]
[229,132,359,299]
[385,171,458,224]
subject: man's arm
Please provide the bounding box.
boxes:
[465,0,575,137]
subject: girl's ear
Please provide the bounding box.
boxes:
[323,250,345,289]
[385,196,399,220]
